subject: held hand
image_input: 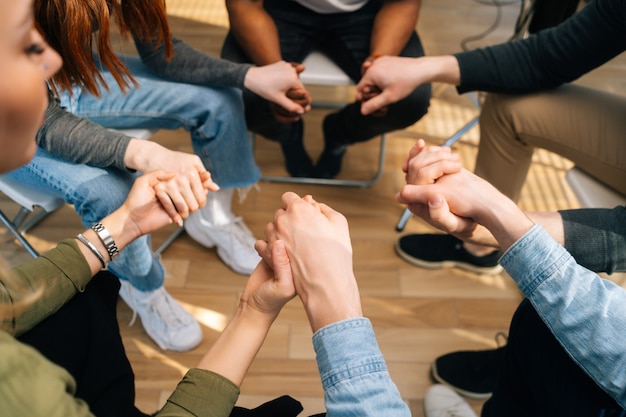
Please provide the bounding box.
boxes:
[397,168,533,249]
[262,192,362,332]
[269,85,311,123]
[357,56,422,116]
[125,141,219,219]
[118,171,193,238]
[245,61,311,122]
[359,55,388,117]
[242,240,296,320]
[403,139,462,185]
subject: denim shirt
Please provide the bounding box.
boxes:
[501,225,626,408]
[312,318,411,417]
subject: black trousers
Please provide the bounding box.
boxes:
[482,299,624,417]
[18,271,148,417]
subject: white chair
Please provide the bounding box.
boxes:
[0,128,182,257]
[258,50,387,188]
[565,167,626,208]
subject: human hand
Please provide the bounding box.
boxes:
[397,168,533,251]
[124,140,218,222]
[257,192,362,332]
[402,139,462,185]
[241,240,296,321]
[359,55,388,117]
[357,56,423,116]
[245,61,311,123]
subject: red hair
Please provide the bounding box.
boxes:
[35,0,173,97]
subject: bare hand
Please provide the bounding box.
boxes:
[258,192,362,332]
[245,61,311,122]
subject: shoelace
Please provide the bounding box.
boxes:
[126,287,192,329]
[224,216,256,249]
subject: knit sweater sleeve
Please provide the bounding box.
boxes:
[559,206,626,274]
[134,36,251,89]
[36,92,131,170]
[454,0,626,94]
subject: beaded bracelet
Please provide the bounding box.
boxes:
[75,233,107,270]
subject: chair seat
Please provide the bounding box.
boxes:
[0,176,64,213]
[565,167,626,208]
[300,51,353,86]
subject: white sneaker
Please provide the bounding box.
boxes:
[424,385,478,417]
[184,211,261,275]
[118,281,202,351]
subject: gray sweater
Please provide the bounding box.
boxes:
[36,36,251,170]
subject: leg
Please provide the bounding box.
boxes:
[482,300,623,417]
[221,1,318,177]
[314,1,432,178]
[60,56,262,274]
[477,85,626,202]
[18,271,151,417]
[7,149,202,351]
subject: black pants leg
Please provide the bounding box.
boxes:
[18,271,148,417]
[482,299,623,417]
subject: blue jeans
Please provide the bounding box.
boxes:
[221,0,431,143]
[8,56,260,290]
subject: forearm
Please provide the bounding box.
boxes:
[196,303,275,386]
[37,95,130,169]
[5,240,92,336]
[314,318,410,417]
[134,36,250,88]
[226,0,282,65]
[370,0,420,57]
[502,225,626,407]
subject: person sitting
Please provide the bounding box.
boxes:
[395,142,625,416]
[221,0,431,178]
[0,4,410,414]
[6,0,310,351]
[356,0,626,274]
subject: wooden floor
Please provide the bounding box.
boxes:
[2,1,626,416]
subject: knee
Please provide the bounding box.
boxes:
[72,174,133,222]
[387,82,432,128]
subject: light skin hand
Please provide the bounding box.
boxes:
[78,170,194,274]
[244,61,311,122]
[402,139,462,185]
[397,168,534,251]
[196,241,296,386]
[124,140,218,221]
[357,55,461,116]
[257,192,362,333]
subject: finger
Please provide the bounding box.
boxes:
[360,92,393,116]
[254,239,272,264]
[424,194,473,233]
[406,159,463,186]
[199,170,219,192]
[154,188,184,226]
[270,240,293,285]
[281,191,302,210]
[402,139,427,173]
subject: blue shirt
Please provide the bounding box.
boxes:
[501,225,626,408]
[313,318,411,417]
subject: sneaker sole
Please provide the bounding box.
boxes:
[431,363,493,401]
[394,240,503,275]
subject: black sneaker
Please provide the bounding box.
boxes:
[395,234,503,275]
[431,345,507,400]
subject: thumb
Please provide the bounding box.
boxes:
[360,92,391,116]
[271,240,293,284]
[146,170,176,186]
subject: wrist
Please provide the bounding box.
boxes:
[303,284,363,333]
[124,139,158,171]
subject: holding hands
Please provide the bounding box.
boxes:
[255,192,362,333]
[396,142,534,252]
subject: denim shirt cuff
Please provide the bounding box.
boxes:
[313,317,387,390]
[500,224,572,297]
